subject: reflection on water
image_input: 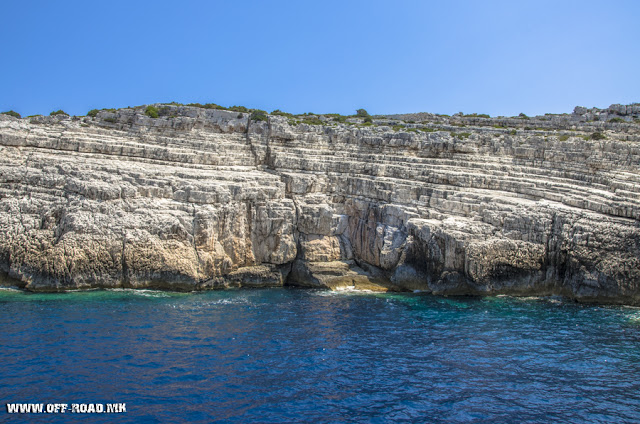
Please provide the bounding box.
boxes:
[0,288,639,423]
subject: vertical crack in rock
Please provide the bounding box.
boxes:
[191,205,202,277]
[121,232,130,288]
[265,116,274,170]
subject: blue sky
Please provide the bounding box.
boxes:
[1,0,638,117]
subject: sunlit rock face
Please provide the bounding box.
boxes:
[1,103,639,304]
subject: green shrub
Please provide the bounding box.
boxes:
[392,125,405,131]
[364,116,373,123]
[590,132,606,140]
[558,135,570,141]
[300,117,323,126]
[145,105,159,118]
[420,128,436,133]
[609,117,625,123]
[103,117,117,123]
[518,113,530,119]
[50,110,69,116]
[271,109,293,118]
[228,105,249,113]
[509,129,517,135]
[250,109,268,122]
[356,109,370,118]
[1,110,20,119]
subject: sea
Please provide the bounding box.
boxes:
[0,287,639,423]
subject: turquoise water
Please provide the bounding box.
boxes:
[1,287,639,423]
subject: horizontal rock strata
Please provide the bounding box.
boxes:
[1,104,639,304]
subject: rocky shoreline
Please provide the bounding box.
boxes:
[1,104,639,304]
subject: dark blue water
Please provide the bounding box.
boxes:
[1,288,639,423]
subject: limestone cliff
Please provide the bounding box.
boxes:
[1,104,639,304]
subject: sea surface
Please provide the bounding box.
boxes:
[0,287,639,423]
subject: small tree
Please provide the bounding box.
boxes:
[356,109,369,118]
[50,110,69,116]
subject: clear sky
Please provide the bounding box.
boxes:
[1,0,639,117]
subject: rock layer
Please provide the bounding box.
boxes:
[1,104,639,304]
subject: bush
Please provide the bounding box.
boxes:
[271,109,293,118]
[300,117,324,126]
[50,110,69,116]
[609,117,625,123]
[356,109,370,118]
[1,110,20,119]
[250,109,268,122]
[364,116,373,123]
[518,113,530,119]
[145,105,159,118]
[228,105,249,113]
[558,135,570,141]
[590,132,606,140]
[325,114,347,123]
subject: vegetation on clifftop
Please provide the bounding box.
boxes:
[1,110,21,119]
[145,105,159,119]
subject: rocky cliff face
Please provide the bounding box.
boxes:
[1,104,639,304]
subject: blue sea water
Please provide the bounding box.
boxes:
[0,288,639,423]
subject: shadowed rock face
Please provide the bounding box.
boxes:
[1,104,639,304]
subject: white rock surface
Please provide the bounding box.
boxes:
[1,104,639,304]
